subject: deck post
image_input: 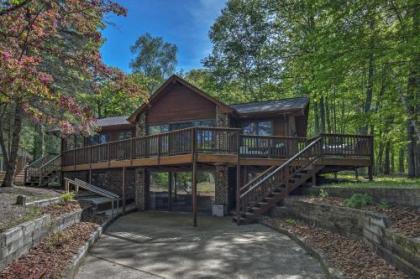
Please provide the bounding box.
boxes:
[312,172,317,186]
[191,128,198,227]
[168,171,173,211]
[122,167,126,213]
[236,131,241,224]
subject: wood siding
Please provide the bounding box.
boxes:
[147,83,217,124]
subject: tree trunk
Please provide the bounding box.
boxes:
[319,96,326,133]
[384,140,391,175]
[314,101,320,135]
[361,19,375,135]
[1,104,23,187]
[399,147,405,175]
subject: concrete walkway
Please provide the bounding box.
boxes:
[76,212,325,279]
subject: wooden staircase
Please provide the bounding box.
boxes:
[24,154,61,187]
[234,137,324,224]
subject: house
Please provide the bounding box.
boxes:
[27,75,373,225]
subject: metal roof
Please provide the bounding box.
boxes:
[230,97,308,115]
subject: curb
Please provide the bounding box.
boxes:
[62,226,102,279]
[261,217,345,279]
[63,204,137,278]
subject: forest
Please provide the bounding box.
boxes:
[0,0,418,188]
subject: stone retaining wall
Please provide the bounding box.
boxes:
[0,209,82,270]
[25,196,62,207]
[271,197,420,278]
[303,186,420,208]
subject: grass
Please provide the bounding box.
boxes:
[0,206,42,233]
[322,173,420,188]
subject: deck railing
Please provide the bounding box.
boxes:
[62,127,373,167]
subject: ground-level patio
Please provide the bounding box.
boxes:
[75,211,325,279]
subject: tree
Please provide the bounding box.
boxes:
[205,0,419,177]
[130,33,177,91]
[204,0,284,101]
[0,0,146,187]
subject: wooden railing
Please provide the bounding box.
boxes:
[238,137,323,217]
[24,154,58,184]
[236,133,374,219]
[240,135,307,158]
[62,128,373,167]
[320,133,373,157]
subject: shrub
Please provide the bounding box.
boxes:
[61,192,75,203]
[344,193,373,208]
[378,201,390,209]
[45,231,71,251]
[286,218,297,225]
[319,188,329,199]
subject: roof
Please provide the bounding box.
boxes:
[95,116,131,127]
[230,97,309,115]
[128,75,234,123]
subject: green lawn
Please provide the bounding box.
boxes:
[322,174,420,188]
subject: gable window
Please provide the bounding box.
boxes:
[242,120,273,136]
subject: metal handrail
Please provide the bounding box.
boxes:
[74,178,119,199]
[64,177,120,217]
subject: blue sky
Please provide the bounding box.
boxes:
[101,0,227,73]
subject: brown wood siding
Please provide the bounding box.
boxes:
[147,83,216,124]
[295,115,307,137]
[273,116,288,136]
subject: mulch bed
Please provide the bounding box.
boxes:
[265,218,409,279]
[42,201,81,218]
[300,196,420,238]
[0,222,98,279]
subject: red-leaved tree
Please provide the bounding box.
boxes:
[0,0,146,187]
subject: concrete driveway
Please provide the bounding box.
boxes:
[76,212,325,279]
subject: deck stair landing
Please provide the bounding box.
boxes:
[235,137,324,224]
[24,154,61,187]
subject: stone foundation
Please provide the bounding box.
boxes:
[214,166,229,215]
[135,168,147,210]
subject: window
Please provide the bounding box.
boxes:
[148,124,169,135]
[118,130,132,140]
[242,120,273,136]
[88,133,110,145]
[149,119,215,135]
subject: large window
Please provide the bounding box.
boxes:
[149,124,169,135]
[118,130,132,141]
[242,120,273,136]
[149,119,215,135]
[88,133,110,145]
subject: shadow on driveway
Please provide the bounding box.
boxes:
[76,211,325,279]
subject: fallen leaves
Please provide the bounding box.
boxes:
[0,222,98,279]
[266,218,409,279]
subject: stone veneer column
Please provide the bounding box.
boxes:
[135,167,148,210]
[136,112,147,137]
[214,165,229,215]
[216,106,229,127]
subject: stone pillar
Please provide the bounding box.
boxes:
[135,167,148,210]
[214,165,229,216]
[136,112,147,137]
[216,106,229,127]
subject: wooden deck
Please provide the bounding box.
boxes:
[61,127,373,172]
